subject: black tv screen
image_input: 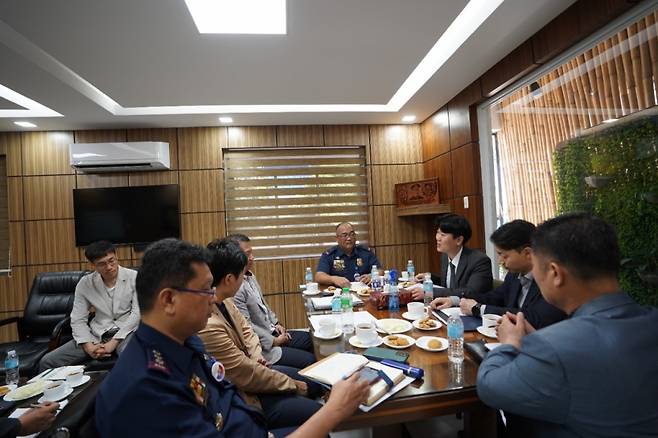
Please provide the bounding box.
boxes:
[73,184,180,246]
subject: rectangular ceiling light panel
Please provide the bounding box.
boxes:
[185,0,287,34]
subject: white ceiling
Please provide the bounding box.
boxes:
[0,0,576,131]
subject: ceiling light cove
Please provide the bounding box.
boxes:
[185,0,287,35]
[0,83,63,118]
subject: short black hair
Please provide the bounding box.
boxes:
[490,220,536,251]
[226,233,250,243]
[436,214,472,244]
[84,241,116,263]
[531,213,620,280]
[206,238,248,287]
[136,238,211,313]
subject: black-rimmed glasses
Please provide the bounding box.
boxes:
[173,287,216,297]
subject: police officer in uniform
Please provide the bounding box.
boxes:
[95,238,369,438]
[316,222,381,288]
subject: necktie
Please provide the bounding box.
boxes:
[449,262,456,289]
[518,276,532,307]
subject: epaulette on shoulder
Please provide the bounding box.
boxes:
[323,246,338,256]
[147,348,171,375]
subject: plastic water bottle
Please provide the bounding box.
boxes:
[304,267,313,284]
[331,291,342,316]
[447,315,464,363]
[388,284,400,312]
[370,265,380,292]
[407,260,415,279]
[340,287,354,335]
[423,273,433,306]
[383,270,391,294]
[5,350,19,386]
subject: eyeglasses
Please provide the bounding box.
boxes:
[173,287,217,297]
[94,257,117,269]
[337,231,356,239]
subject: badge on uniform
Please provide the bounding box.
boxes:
[147,349,170,375]
[215,413,224,431]
[333,258,345,272]
[211,361,225,383]
[356,257,364,267]
[190,374,208,406]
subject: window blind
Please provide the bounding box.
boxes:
[224,147,369,259]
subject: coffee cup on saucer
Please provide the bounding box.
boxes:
[407,302,428,319]
[318,318,336,337]
[66,370,85,386]
[306,282,319,293]
[356,322,377,345]
[400,271,409,281]
[43,381,67,401]
[482,313,502,328]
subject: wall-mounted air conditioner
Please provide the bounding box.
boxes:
[69,142,170,173]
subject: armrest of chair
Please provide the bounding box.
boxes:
[49,316,71,351]
[0,316,21,327]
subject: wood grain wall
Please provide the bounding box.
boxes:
[0,124,427,340]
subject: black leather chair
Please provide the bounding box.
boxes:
[0,271,88,378]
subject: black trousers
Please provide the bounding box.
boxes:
[276,330,315,369]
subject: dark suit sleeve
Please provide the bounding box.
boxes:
[435,251,493,298]
[520,298,567,329]
[468,273,515,316]
[0,418,21,438]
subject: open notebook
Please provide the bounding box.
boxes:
[299,352,405,407]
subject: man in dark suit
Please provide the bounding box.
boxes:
[413,214,492,300]
[430,220,566,329]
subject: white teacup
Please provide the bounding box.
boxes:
[306,282,319,293]
[482,313,502,328]
[43,381,67,401]
[356,322,377,345]
[407,302,428,319]
[400,271,409,281]
[66,370,84,386]
[318,318,336,337]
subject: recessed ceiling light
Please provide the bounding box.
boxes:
[14,121,37,128]
[185,0,286,34]
[402,115,416,123]
[219,116,233,124]
[602,118,618,124]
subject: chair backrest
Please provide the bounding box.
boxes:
[22,271,89,339]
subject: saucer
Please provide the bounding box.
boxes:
[375,318,412,334]
[401,311,426,321]
[67,374,91,388]
[348,335,383,349]
[302,289,322,296]
[477,326,498,339]
[38,385,73,403]
[313,329,343,340]
[415,336,449,352]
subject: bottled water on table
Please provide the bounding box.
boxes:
[304,267,313,284]
[340,287,354,335]
[331,291,342,316]
[383,270,391,294]
[423,273,434,306]
[407,260,415,279]
[447,314,464,364]
[5,350,19,386]
[388,284,400,312]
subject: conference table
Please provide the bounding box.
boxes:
[304,294,497,437]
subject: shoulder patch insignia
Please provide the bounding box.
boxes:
[147,349,170,375]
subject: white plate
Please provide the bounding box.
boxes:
[415,336,449,352]
[302,289,322,296]
[323,287,340,294]
[67,374,91,388]
[348,335,383,349]
[313,328,343,340]
[3,380,48,402]
[401,311,428,321]
[412,318,442,330]
[38,385,73,403]
[375,318,412,334]
[382,334,415,349]
[477,326,498,339]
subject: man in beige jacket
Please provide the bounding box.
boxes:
[198,238,321,429]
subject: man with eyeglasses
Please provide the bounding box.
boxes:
[316,222,381,288]
[39,241,139,371]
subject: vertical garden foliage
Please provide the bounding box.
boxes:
[554,117,658,306]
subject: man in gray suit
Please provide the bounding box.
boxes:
[477,213,658,437]
[413,214,492,300]
[39,241,139,371]
[228,234,315,369]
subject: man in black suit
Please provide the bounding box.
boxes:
[431,220,566,329]
[413,214,493,300]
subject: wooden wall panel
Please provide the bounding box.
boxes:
[22,132,74,176]
[127,128,179,169]
[7,177,23,221]
[370,164,423,205]
[276,126,324,147]
[284,293,308,329]
[0,311,21,343]
[323,125,370,146]
[451,143,482,198]
[372,243,431,274]
[0,132,23,176]
[74,130,127,143]
[179,170,224,213]
[0,267,28,312]
[180,212,225,247]
[421,105,450,161]
[577,0,635,39]
[252,260,284,295]
[128,170,178,186]
[372,205,428,246]
[227,126,277,148]
[369,125,422,165]
[448,81,482,150]
[78,246,132,264]
[532,4,581,64]
[76,173,129,189]
[451,195,485,251]
[25,220,78,264]
[178,127,226,170]
[423,154,454,202]
[10,221,25,266]
[281,257,320,292]
[264,294,287,327]
[481,41,539,97]
[23,175,75,220]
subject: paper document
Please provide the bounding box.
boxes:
[28,365,84,383]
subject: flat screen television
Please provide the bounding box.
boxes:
[73,184,180,247]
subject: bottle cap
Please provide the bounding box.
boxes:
[7,350,15,355]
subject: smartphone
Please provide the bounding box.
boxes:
[358,367,381,385]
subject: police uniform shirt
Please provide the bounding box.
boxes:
[316,244,381,281]
[95,322,268,438]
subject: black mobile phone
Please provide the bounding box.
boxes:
[358,367,381,385]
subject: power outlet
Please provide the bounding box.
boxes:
[463,196,469,209]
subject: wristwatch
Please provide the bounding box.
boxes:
[471,303,482,317]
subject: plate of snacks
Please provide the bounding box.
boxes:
[323,286,339,294]
[356,288,372,297]
[383,334,415,349]
[415,336,449,352]
[412,318,442,331]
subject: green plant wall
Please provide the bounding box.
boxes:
[553,117,658,306]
